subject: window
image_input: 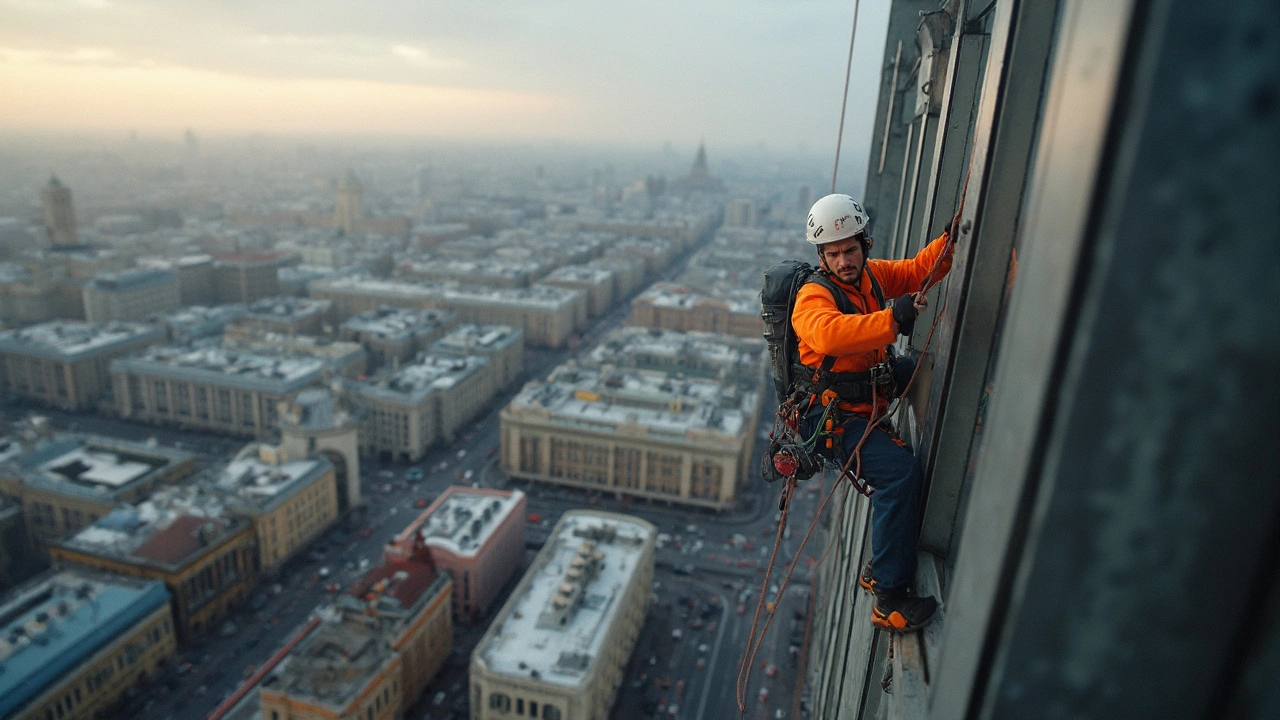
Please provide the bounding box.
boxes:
[530,701,539,718]
[175,384,191,416]
[154,381,168,412]
[543,705,561,720]
[517,699,524,715]
[490,693,512,713]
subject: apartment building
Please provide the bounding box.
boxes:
[0,321,165,411]
[308,277,585,348]
[0,569,176,720]
[347,353,496,462]
[340,305,457,370]
[82,268,181,322]
[213,443,339,575]
[385,486,527,623]
[51,503,256,641]
[429,324,524,391]
[471,511,654,720]
[110,336,364,438]
[627,282,763,338]
[500,361,758,510]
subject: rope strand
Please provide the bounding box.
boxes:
[830,0,863,194]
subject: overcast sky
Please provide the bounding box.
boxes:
[0,0,890,154]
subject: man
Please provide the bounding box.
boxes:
[791,193,954,631]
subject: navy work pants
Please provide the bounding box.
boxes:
[805,411,922,592]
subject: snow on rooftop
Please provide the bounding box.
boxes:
[216,452,324,502]
[478,512,652,687]
[508,365,751,438]
[342,306,455,339]
[126,343,326,383]
[313,276,581,310]
[432,324,519,353]
[419,489,523,557]
[38,447,152,488]
[0,321,160,359]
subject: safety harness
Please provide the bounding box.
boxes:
[793,267,898,410]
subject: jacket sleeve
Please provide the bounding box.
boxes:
[872,230,953,297]
[792,282,898,357]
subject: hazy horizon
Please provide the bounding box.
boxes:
[0,0,891,157]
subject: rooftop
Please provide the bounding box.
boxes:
[279,387,361,432]
[545,264,614,285]
[506,364,754,440]
[341,305,457,341]
[584,327,765,386]
[214,445,333,514]
[417,487,524,557]
[59,489,249,568]
[633,282,759,316]
[267,560,447,709]
[311,276,583,311]
[429,324,521,356]
[162,305,249,341]
[0,569,171,719]
[85,268,176,293]
[7,434,193,502]
[352,354,488,402]
[476,511,652,688]
[242,296,332,322]
[111,341,329,393]
[0,321,164,361]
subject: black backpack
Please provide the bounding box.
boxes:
[760,260,884,400]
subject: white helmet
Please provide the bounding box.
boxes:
[805,194,869,246]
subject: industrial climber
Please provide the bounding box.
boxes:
[791,193,954,631]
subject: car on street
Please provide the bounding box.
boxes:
[404,467,424,480]
[415,498,429,507]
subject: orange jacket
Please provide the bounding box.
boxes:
[791,231,952,414]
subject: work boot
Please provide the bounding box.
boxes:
[871,587,937,632]
[858,561,876,594]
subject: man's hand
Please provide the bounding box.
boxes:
[891,293,924,337]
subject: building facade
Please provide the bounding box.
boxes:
[471,511,654,720]
[214,254,280,304]
[0,569,176,720]
[215,443,339,575]
[0,321,165,411]
[110,338,362,438]
[385,486,527,623]
[82,269,181,323]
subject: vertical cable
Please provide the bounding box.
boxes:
[831,0,863,193]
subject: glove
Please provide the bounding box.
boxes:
[891,294,917,337]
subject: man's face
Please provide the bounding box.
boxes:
[820,236,864,284]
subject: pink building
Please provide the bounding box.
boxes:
[385,486,526,624]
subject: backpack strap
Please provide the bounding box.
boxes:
[865,265,886,310]
[803,271,855,375]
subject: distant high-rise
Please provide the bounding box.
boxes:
[334,170,364,235]
[40,176,77,246]
[183,127,199,155]
[671,142,724,193]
